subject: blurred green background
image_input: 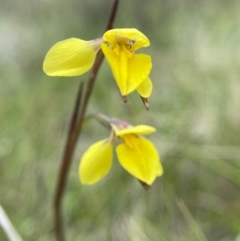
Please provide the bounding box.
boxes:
[1,0,240,240]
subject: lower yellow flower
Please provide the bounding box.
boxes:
[79,122,163,186]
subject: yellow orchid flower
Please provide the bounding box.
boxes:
[101,28,152,97]
[43,28,153,98]
[79,122,163,186]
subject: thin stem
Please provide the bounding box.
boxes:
[53,1,119,240]
[83,113,111,129]
[54,83,84,241]
[76,0,119,127]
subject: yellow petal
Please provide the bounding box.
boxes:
[102,43,152,95]
[43,38,102,76]
[103,28,150,50]
[79,139,113,185]
[127,54,152,94]
[136,77,153,98]
[116,137,163,185]
[101,43,126,94]
[114,125,156,137]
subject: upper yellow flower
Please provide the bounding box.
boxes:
[79,121,163,186]
[43,28,153,98]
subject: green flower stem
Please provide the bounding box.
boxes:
[84,113,112,129]
[53,1,119,241]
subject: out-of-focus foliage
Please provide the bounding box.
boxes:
[1,0,240,240]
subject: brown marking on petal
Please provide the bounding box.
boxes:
[122,95,127,103]
[115,35,136,49]
[138,179,151,191]
[140,96,149,110]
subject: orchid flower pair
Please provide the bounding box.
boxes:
[43,28,163,186]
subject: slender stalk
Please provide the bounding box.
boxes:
[53,1,119,240]
[54,83,84,241]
